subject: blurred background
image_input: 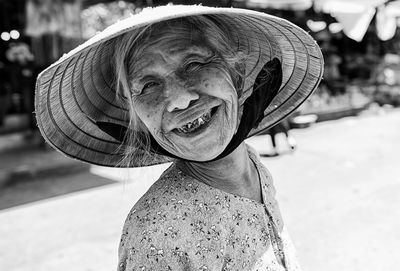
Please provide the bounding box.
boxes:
[0,0,400,270]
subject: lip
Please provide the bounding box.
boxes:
[173,105,220,137]
[165,98,222,131]
[176,108,212,127]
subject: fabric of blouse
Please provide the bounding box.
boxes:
[118,145,301,271]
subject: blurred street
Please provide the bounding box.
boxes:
[0,107,399,271]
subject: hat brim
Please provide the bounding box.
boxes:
[35,5,323,167]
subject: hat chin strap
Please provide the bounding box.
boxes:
[96,58,282,163]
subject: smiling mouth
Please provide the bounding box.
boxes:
[175,106,219,134]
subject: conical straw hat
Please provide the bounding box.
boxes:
[35,5,324,167]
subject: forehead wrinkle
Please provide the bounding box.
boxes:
[167,45,214,58]
[130,56,155,81]
[149,47,210,65]
[130,52,170,82]
[132,51,176,82]
[130,44,214,84]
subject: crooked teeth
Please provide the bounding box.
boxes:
[198,117,204,125]
[178,109,213,134]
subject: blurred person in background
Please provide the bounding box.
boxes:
[264,118,297,157]
[0,61,11,126]
[6,42,38,138]
[35,5,323,270]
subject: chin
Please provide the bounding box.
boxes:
[181,140,229,162]
[160,110,236,161]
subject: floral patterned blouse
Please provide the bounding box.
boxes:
[118,145,301,271]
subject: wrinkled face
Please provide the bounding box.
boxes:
[130,42,238,161]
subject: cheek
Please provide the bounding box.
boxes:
[199,78,214,93]
[133,95,164,129]
[198,69,236,100]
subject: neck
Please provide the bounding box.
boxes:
[178,142,262,203]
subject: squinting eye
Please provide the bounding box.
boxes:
[185,61,206,71]
[142,81,159,91]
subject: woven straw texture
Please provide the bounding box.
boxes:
[35,5,324,167]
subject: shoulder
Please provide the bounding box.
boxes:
[123,164,212,224]
[118,164,226,270]
[120,164,189,238]
[246,143,274,180]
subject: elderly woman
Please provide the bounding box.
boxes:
[35,5,323,271]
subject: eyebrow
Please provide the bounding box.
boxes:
[137,75,160,85]
[166,45,213,56]
[129,59,154,82]
[183,52,214,61]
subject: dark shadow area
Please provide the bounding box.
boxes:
[0,171,116,210]
[260,149,295,158]
[260,152,280,158]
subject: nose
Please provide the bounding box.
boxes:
[165,81,200,112]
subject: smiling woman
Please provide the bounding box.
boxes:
[112,16,246,164]
[34,5,324,271]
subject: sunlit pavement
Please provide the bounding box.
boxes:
[0,108,399,271]
[247,108,400,271]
